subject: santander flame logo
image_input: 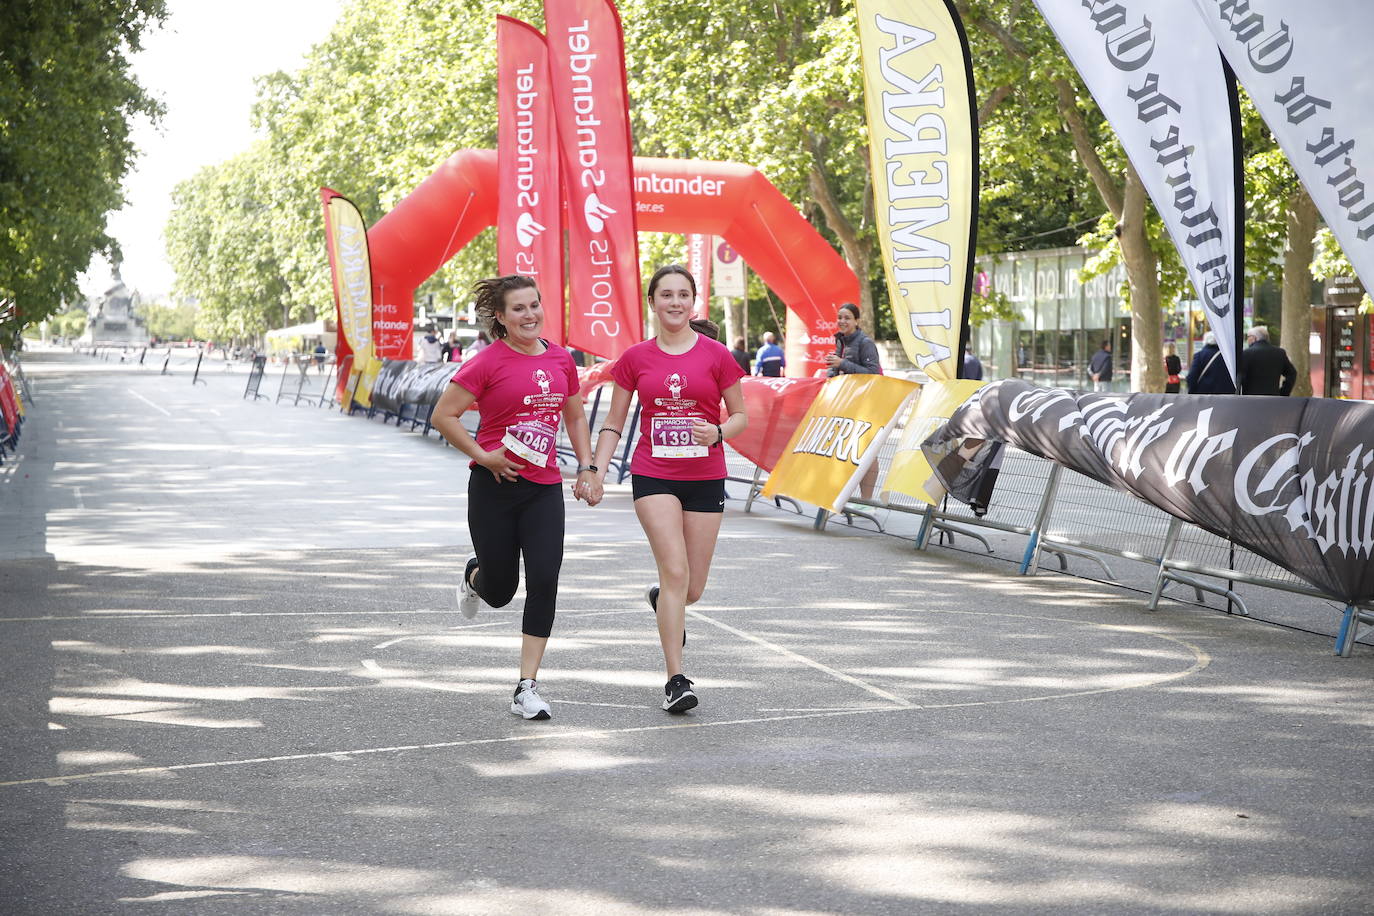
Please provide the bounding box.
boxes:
[583,193,617,232]
[515,212,545,247]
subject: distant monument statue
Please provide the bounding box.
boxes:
[81,260,150,346]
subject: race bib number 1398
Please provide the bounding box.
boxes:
[650,416,706,459]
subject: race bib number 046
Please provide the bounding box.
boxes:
[501,420,556,467]
[650,416,707,459]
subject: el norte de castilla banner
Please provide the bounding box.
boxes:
[1034,0,1244,384]
[923,380,1374,606]
[857,0,977,382]
[1191,0,1374,295]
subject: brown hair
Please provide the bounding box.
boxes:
[470,275,538,339]
[839,302,860,320]
[647,264,696,301]
[690,317,719,340]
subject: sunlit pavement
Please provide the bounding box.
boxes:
[1,348,1371,915]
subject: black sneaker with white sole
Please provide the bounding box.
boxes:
[662,674,697,713]
[646,584,686,646]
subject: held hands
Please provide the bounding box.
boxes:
[573,470,603,506]
[824,352,843,368]
[479,449,525,483]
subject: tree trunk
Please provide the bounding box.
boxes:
[1281,187,1318,397]
[1119,163,1163,393]
[806,141,876,337]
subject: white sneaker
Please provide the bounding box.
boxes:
[457,554,480,619]
[510,678,551,720]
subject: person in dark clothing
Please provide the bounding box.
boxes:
[1238,325,1297,396]
[825,303,882,377]
[1164,342,1182,393]
[962,345,983,380]
[755,332,785,377]
[730,337,752,374]
[1088,340,1113,391]
[1185,331,1236,394]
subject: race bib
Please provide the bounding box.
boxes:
[650,415,707,459]
[501,420,556,467]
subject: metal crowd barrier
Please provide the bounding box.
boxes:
[780,429,1374,658]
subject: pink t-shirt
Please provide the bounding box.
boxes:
[451,339,578,485]
[611,334,746,480]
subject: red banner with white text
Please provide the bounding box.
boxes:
[497,17,565,345]
[544,0,642,360]
[730,377,826,472]
[686,233,712,320]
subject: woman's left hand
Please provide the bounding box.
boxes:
[690,419,718,446]
[824,352,842,368]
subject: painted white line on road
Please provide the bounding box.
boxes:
[126,388,171,417]
[0,632,1208,790]
[688,609,917,708]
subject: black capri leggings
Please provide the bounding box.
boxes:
[467,471,565,638]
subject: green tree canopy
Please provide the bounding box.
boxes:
[0,0,166,336]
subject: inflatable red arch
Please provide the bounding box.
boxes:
[364,149,859,377]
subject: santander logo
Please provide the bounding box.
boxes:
[515,212,545,247]
[584,193,616,232]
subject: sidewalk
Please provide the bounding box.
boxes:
[1,350,1371,915]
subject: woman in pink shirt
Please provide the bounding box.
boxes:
[431,275,598,721]
[585,265,748,713]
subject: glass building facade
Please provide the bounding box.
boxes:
[972,246,1134,391]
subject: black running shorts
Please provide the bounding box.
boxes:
[631,475,726,513]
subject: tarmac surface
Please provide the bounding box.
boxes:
[1,347,1371,915]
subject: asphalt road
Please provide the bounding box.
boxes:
[1,348,1371,915]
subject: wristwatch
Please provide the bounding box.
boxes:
[577,465,599,474]
[714,424,723,446]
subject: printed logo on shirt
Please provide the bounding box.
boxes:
[521,367,565,409]
[654,372,697,409]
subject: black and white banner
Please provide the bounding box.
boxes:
[1035,0,1243,383]
[1192,0,1374,293]
[922,380,1374,605]
[369,360,455,416]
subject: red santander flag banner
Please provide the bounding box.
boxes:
[685,233,712,320]
[543,0,642,359]
[497,17,565,344]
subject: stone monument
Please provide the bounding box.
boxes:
[81,262,150,346]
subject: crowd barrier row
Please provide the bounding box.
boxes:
[804,421,1371,658]
[229,355,1370,658]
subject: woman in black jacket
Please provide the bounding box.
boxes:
[826,303,883,377]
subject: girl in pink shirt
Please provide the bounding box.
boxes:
[585,265,747,713]
[431,275,598,721]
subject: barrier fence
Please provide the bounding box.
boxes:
[189,350,1371,658]
[802,418,1372,658]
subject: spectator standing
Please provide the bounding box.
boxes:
[1238,325,1297,396]
[754,331,785,377]
[418,329,443,363]
[730,336,752,374]
[313,341,328,373]
[1184,331,1236,394]
[441,331,462,363]
[461,331,489,365]
[962,344,983,380]
[1164,342,1182,393]
[1088,340,1113,392]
